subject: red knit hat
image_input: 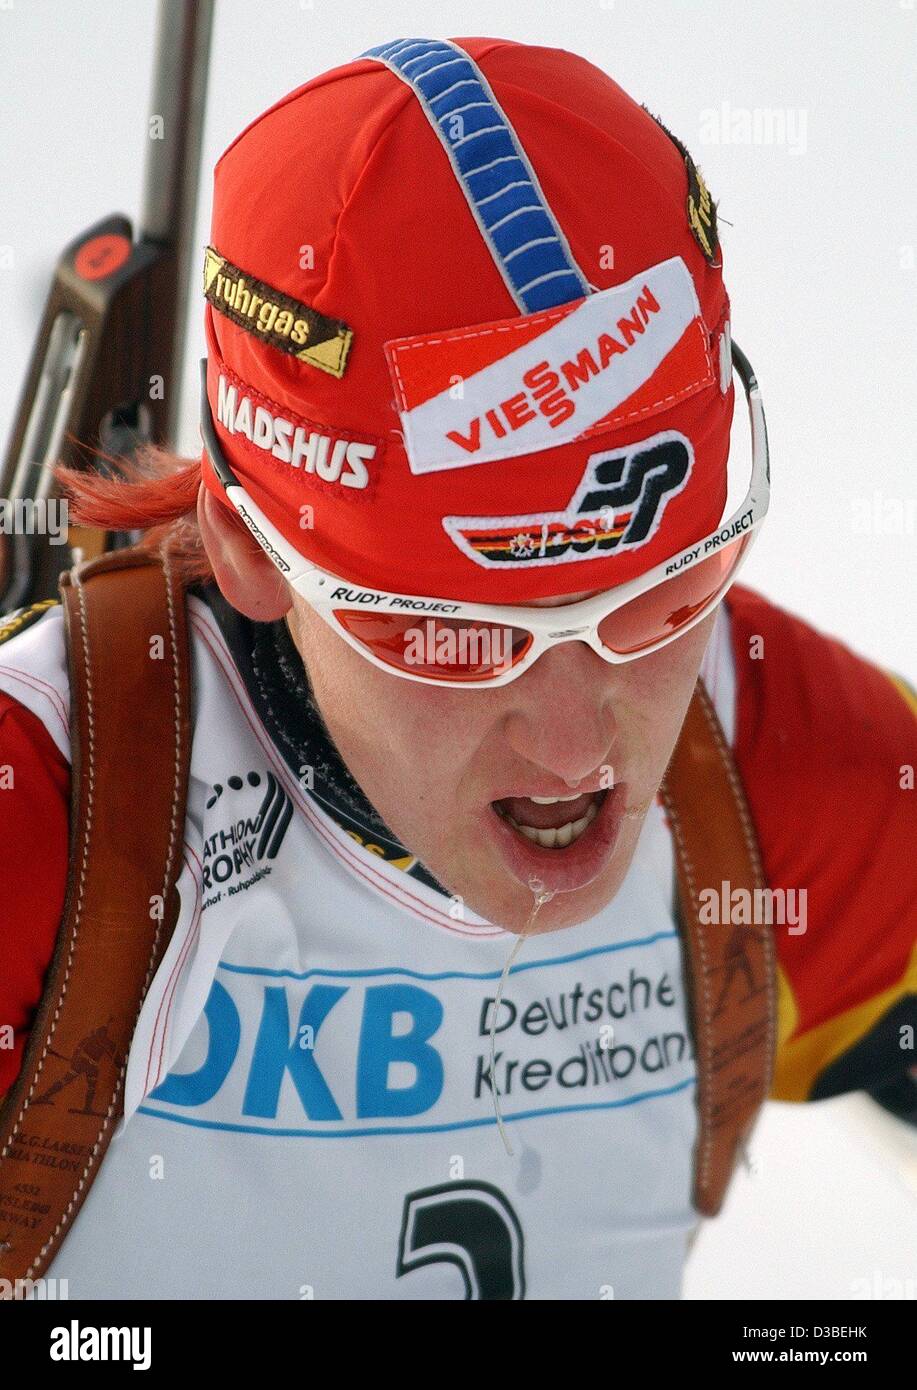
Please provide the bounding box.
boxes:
[200,36,733,603]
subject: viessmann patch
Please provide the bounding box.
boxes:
[203,246,353,378]
[385,256,714,475]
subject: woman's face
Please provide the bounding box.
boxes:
[287,590,714,934]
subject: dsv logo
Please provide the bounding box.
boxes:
[443,429,692,569]
[202,769,293,893]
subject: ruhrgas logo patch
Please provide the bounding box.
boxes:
[443,430,692,569]
[385,257,713,474]
[642,108,721,266]
[203,246,353,378]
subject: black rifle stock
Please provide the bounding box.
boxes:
[0,0,214,610]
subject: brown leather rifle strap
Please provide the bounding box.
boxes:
[0,547,191,1292]
[661,679,776,1217]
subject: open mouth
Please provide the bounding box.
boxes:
[486,784,626,896]
[492,789,607,849]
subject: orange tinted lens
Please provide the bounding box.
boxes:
[599,537,748,655]
[333,611,533,681]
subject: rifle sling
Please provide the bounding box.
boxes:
[0,548,191,1290]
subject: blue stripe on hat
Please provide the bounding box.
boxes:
[360,37,591,313]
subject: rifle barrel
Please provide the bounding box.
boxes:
[140,0,215,444]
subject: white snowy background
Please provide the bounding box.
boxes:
[0,0,914,1300]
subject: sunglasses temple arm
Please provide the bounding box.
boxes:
[198,358,314,583]
[732,337,771,495]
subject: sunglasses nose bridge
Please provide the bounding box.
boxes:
[544,624,591,640]
[519,625,606,682]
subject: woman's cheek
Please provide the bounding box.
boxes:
[289,599,480,814]
[611,616,716,775]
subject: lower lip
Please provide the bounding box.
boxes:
[486,786,628,895]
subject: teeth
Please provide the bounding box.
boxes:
[505,798,600,849]
[555,820,575,848]
[528,793,585,804]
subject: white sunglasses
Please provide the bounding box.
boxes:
[200,340,769,689]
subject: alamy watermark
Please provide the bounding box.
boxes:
[0,496,68,544]
[699,878,807,934]
[0,1276,69,1298]
[403,619,515,676]
[699,102,808,156]
[49,1319,150,1369]
[850,491,915,536]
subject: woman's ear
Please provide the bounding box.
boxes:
[197,485,292,621]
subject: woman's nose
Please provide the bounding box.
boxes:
[499,640,619,786]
